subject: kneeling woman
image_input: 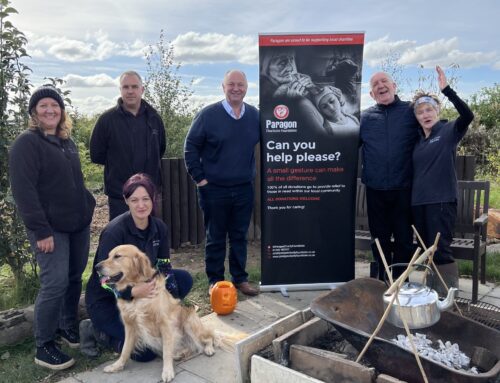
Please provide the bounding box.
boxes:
[411,66,474,295]
[85,173,193,361]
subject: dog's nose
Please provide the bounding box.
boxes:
[95,262,103,273]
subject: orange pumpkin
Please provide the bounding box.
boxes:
[210,281,237,315]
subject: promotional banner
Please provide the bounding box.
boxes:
[259,32,364,291]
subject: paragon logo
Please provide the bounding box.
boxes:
[273,105,289,120]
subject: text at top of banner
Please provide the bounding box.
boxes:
[259,33,364,47]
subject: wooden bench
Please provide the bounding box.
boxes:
[354,179,490,303]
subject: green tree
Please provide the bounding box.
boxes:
[143,30,195,158]
[71,111,103,190]
[0,0,37,291]
[458,84,500,178]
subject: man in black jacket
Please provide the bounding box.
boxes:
[90,71,166,219]
[360,72,419,279]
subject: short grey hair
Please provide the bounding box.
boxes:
[369,71,395,89]
[223,70,247,82]
[119,70,143,85]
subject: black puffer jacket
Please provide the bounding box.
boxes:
[90,99,166,198]
[360,96,419,190]
[9,129,96,240]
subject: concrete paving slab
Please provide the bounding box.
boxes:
[171,370,209,383]
[61,357,167,382]
[178,350,236,383]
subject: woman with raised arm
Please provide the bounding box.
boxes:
[411,66,474,295]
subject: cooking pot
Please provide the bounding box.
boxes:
[383,264,458,329]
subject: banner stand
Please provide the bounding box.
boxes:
[259,32,365,291]
[260,282,344,297]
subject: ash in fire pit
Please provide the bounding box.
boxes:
[393,333,479,374]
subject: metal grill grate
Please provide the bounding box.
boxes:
[454,297,500,331]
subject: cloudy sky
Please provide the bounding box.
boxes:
[10,0,500,115]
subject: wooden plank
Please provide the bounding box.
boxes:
[178,161,189,244]
[463,155,476,181]
[197,198,205,245]
[376,374,408,383]
[236,311,307,383]
[170,159,181,249]
[272,317,329,366]
[455,155,465,180]
[290,344,375,383]
[187,175,198,245]
[251,355,325,383]
[161,158,173,246]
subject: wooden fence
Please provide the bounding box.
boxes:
[161,154,475,249]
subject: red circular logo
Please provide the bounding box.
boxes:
[273,105,289,120]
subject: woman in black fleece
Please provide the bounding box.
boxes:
[9,85,95,370]
[411,66,474,295]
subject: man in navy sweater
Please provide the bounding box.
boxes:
[360,72,419,279]
[184,70,260,296]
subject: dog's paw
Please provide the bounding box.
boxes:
[103,361,124,373]
[204,344,215,356]
[161,367,175,382]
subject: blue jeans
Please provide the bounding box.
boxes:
[88,269,193,362]
[27,227,90,347]
[198,182,254,285]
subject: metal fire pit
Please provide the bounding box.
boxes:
[454,297,500,331]
[310,278,500,383]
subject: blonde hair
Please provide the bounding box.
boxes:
[29,110,73,139]
[411,90,441,112]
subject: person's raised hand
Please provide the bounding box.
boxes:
[436,65,448,91]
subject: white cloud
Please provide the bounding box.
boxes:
[72,95,116,115]
[192,77,204,86]
[62,73,118,88]
[26,31,146,62]
[172,32,258,65]
[365,36,499,70]
[364,36,416,67]
[398,37,497,68]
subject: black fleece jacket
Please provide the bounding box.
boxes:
[90,99,166,198]
[9,129,96,240]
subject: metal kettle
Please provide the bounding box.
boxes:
[383,265,458,329]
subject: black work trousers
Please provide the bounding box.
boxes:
[366,187,414,280]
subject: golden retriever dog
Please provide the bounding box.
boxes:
[96,244,218,382]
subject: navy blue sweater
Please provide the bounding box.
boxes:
[411,86,474,206]
[184,101,260,186]
[360,96,419,190]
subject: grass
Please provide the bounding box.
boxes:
[488,180,500,209]
[458,251,500,283]
[0,338,116,383]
